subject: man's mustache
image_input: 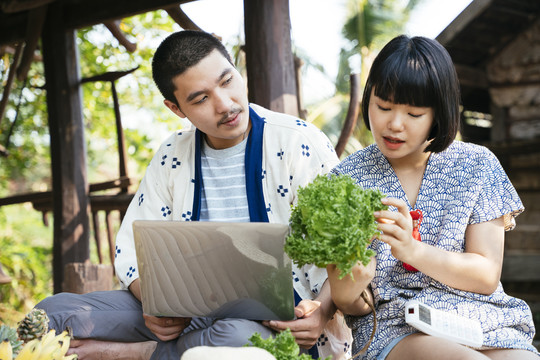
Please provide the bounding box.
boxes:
[219,107,243,124]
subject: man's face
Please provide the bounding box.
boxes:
[164,49,250,149]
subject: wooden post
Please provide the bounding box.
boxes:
[335,74,361,158]
[243,0,298,116]
[63,262,113,294]
[42,3,90,294]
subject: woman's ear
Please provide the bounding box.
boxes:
[164,99,186,118]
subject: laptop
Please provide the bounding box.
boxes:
[132,220,295,321]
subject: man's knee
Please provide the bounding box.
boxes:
[35,292,80,331]
[36,292,74,313]
[209,319,274,347]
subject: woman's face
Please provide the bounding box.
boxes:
[368,89,434,167]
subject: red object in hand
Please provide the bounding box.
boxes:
[403,210,423,272]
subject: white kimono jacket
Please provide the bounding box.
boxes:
[115,104,351,358]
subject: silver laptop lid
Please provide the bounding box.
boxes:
[133,221,295,321]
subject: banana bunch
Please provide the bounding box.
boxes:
[0,329,77,360]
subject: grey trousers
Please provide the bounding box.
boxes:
[36,290,274,360]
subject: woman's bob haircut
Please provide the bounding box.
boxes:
[361,35,461,153]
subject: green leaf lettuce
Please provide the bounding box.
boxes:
[284,173,387,278]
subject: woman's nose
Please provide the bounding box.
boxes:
[387,113,405,131]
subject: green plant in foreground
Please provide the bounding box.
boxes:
[0,324,23,357]
[247,328,329,360]
[285,173,387,278]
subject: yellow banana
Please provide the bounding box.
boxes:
[57,332,70,357]
[62,355,77,360]
[50,347,64,360]
[14,339,40,360]
[36,340,61,360]
[39,330,57,348]
[0,339,13,360]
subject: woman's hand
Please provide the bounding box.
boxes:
[375,197,505,295]
[374,197,419,266]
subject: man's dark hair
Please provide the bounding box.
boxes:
[361,35,461,153]
[152,30,233,106]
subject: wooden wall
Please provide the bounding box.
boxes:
[488,18,540,143]
[484,17,540,346]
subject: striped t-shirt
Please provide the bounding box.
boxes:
[199,137,249,222]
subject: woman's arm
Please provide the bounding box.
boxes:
[376,198,504,295]
[326,258,376,316]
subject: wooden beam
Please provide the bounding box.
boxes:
[0,177,131,207]
[0,43,23,131]
[243,0,298,116]
[42,3,90,293]
[1,0,55,13]
[63,0,195,31]
[454,64,489,89]
[0,0,196,46]
[164,4,203,31]
[103,20,137,53]
[335,74,361,158]
[16,6,47,81]
[436,0,492,45]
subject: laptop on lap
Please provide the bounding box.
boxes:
[132,221,295,321]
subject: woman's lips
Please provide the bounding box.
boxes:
[383,136,404,150]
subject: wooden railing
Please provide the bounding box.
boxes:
[0,176,134,266]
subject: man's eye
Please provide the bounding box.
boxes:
[194,96,207,104]
[223,76,233,85]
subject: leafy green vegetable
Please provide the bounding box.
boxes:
[284,173,387,278]
[247,328,328,360]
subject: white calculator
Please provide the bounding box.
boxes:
[404,300,484,348]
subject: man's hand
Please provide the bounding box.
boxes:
[129,278,191,341]
[262,299,325,348]
[143,314,192,342]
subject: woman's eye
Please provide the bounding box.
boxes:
[377,104,390,111]
[409,113,423,118]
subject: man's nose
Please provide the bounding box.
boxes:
[214,90,233,113]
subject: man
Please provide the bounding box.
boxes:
[37,30,351,360]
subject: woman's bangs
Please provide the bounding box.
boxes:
[373,56,435,108]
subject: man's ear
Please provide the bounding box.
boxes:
[164,99,187,118]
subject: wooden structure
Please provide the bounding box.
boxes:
[0,0,299,293]
[437,0,540,345]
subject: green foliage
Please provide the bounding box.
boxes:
[77,11,183,182]
[247,329,328,360]
[0,10,183,195]
[284,174,387,278]
[0,205,52,314]
[0,62,50,195]
[310,0,423,158]
[0,324,23,355]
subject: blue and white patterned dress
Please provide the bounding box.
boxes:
[332,141,538,358]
